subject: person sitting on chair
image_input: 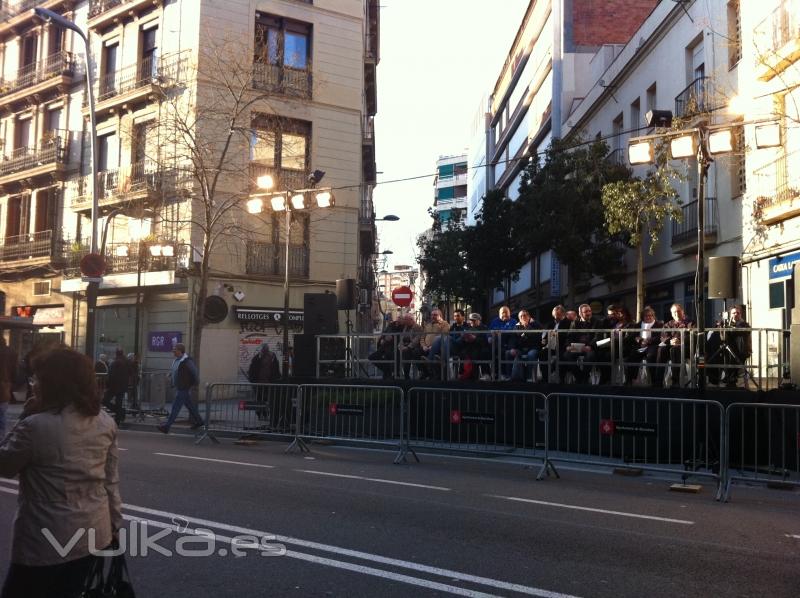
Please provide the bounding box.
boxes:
[656,303,694,388]
[722,305,752,387]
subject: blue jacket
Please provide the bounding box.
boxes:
[171,354,199,390]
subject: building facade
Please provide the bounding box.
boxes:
[432,153,467,227]
[0,0,378,383]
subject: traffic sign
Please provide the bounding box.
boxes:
[80,252,106,278]
[391,285,414,307]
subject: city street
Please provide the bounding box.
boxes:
[1,429,797,597]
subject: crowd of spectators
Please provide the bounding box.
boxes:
[369,302,752,388]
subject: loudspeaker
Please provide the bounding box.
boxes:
[303,293,338,335]
[293,334,346,377]
[708,256,739,299]
[336,278,358,310]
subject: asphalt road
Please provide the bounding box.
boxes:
[0,429,798,597]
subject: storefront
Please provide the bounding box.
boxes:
[234,306,304,382]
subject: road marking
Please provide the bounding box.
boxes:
[0,479,18,485]
[123,504,575,597]
[487,494,695,525]
[786,534,800,539]
[296,469,451,491]
[153,453,275,469]
[118,448,128,451]
[121,515,504,598]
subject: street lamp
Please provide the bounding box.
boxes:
[36,8,100,359]
[247,174,334,377]
[375,214,400,222]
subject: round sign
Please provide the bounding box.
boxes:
[391,285,414,307]
[79,252,106,277]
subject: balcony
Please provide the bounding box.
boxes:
[245,242,309,279]
[436,172,468,189]
[753,150,800,224]
[359,197,376,256]
[754,0,800,81]
[364,0,378,116]
[248,164,309,192]
[0,0,71,37]
[605,148,626,167]
[674,77,714,120]
[88,0,163,29]
[0,229,61,266]
[671,198,719,254]
[70,160,191,212]
[89,52,186,117]
[62,238,186,277]
[362,115,376,185]
[0,135,69,191]
[0,52,75,109]
[252,62,311,99]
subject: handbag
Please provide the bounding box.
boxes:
[83,552,135,598]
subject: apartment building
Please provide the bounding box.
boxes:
[432,153,467,227]
[469,0,657,314]
[375,263,420,322]
[562,0,744,323]
[0,0,379,383]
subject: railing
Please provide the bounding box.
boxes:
[671,198,718,247]
[674,76,713,119]
[0,52,75,99]
[0,136,68,178]
[436,173,468,188]
[359,198,374,222]
[0,230,57,262]
[97,52,186,103]
[0,0,40,20]
[245,242,309,278]
[248,164,309,192]
[62,238,185,276]
[753,150,800,209]
[88,0,132,18]
[252,62,311,99]
[754,0,800,55]
[605,148,626,166]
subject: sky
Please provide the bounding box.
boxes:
[372,0,530,269]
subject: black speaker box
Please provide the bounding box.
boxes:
[336,278,358,310]
[293,334,345,377]
[708,256,740,299]
[303,293,338,335]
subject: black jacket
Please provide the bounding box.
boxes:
[107,357,130,394]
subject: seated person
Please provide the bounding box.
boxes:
[656,303,694,388]
[627,306,663,385]
[489,306,518,378]
[708,305,752,387]
[508,310,540,381]
[562,304,599,385]
[460,313,490,380]
[369,317,404,379]
[541,305,569,383]
[420,308,450,379]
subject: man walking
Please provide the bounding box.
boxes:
[158,343,204,433]
[104,349,130,425]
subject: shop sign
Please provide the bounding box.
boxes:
[32,307,64,326]
[768,250,800,280]
[234,307,304,324]
[148,331,182,352]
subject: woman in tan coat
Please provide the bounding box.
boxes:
[0,348,122,598]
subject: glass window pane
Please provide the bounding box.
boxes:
[268,29,280,65]
[281,133,306,170]
[251,131,276,165]
[284,32,308,69]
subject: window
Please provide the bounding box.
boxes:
[727,1,742,69]
[4,195,30,241]
[44,108,61,141]
[630,98,641,133]
[140,26,159,78]
[612,113,624,150]
[250,116,311,187]
[34,188,55,233]
[102,43,119,94]
[646,83,657,114]
[731,126,746,198]
[253,13,312,97]
[21,34,37,68]
[49,27,63,55]
[14,117,32,150]
[132,122,154,164]
[33,281,51,296]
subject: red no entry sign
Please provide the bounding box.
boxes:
[80,252,106,278]
[391,285,414,307]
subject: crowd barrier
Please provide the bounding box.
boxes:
[315,327,788,391]
[723,402,800,501]
[193,381,796,501]
[547,393,725,496]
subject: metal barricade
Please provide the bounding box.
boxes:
[290,384,404,457]
[198,383,301,445]
[125,371,170,420]
[403,387,553,477]
[723,402,800,501]
[546,393,725,496]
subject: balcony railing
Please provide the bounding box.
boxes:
[605,148,626,166]
[671,198,718,250]
[245,242,309,278]
[63,238,186,276]
[96,52,186,104]
[252,62,311,99]
[0,0,40,20]
[0,136,68,178]
[674,77,713,119]
[754,0,800,56]
[0,229,58,262]
[0,52,75,99]
[753,150,800,223]
[248,164,309,192]
[436,172,468,188]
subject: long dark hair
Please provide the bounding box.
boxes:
[33,348,101,416]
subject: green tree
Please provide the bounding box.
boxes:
[601,139,684,315]
[515,139,630,301]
